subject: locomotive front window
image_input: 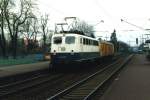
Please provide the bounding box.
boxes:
[65,36,75,44]
[53,37,62,44]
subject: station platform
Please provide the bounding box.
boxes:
[0,61,49,78]
[100,54,150,100]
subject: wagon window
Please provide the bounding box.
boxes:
[53,37,62,44]
[65,36,75,44]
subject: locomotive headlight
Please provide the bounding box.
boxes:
[71,50,74,55]
[53,50,56,55]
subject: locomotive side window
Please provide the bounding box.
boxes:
[88,39,90,45]
[93,40,95,45]
[82,38,98,46]
[96,41,98,45]
[65,36,75,44]
[83,38,86,44]
[53,37,62,44]
[89,40,91,45]
[91,40,93,45]
[80,38,82,44]
[86,39,88,45]
[90,40,92,45]
[93,40,98,46]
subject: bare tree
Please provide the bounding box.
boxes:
[0,0,8,58]
[22,17,39,54]
[23,18,33,53]
[32,18,39,42]
[40,14,49,53]
[4,0,35,58]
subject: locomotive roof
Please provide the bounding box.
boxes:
[52,33,98,40]
[59,30,95,38]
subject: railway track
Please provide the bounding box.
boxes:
[0,64,108,99]
[0,69,49,86]
[47,55,133,100]
[0,72,64,98]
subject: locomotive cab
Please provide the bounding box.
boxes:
[51,34,80,54]
[50,33,82,67]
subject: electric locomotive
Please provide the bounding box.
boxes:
[50,32,100,68]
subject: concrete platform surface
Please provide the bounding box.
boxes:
[0,61,49,78]
[100,54,150,100]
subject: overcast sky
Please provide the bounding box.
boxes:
[37,0,150,46]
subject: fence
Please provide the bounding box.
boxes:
[0,54,45,67]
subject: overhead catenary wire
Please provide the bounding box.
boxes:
[93,0,116,29]
[120,19,150,32]
[93,20,104,26]
[93,0,114,20]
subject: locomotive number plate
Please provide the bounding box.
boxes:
[61,47,66,51]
